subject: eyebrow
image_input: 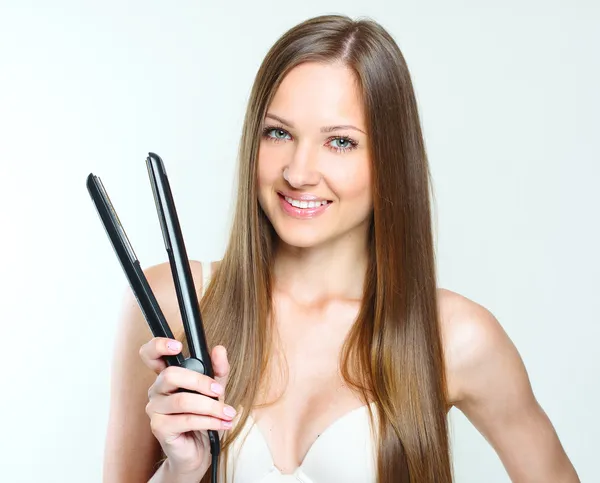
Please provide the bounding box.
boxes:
[264,113,366,135]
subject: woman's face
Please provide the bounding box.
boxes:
[257,61,372,249]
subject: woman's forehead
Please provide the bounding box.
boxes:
[267,62,365,129]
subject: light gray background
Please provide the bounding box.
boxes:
[0,1,597,482]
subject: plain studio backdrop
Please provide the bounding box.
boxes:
[0,1,598,482]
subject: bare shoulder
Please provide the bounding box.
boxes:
[436,287,513,406]
[136,259,212,339]
[435,290,580,480]
[139,259,223,331]
[143,259,205,293]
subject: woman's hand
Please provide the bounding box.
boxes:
[140,338,233,477]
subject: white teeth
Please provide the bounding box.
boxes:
[284,196,328,209]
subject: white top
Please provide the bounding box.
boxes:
[199,262,379,482]
[223,402,379,483]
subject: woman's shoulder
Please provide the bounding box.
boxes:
[139,259,222,336]
[436,287,514,406]
[142,259,222,293]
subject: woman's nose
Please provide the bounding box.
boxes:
[283,142,321,187]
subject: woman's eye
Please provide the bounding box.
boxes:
[266,128,291,140]
[330,138,350,149]
[328,136,358,152]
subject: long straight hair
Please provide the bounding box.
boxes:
[179,14,452,483]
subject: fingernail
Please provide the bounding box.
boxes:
[167,341,182,351]
[223,406,237,417]
[222,420,233,429]
[211,383,224,395]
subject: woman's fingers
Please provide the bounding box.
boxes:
[210,345,230,402]
[150,365,223,399]
[139,337,183,374]
[150,413,232,444]
[146,389,237,424]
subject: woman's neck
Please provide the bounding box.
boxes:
[272,234,370,305]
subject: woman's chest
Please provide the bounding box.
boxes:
[250,302,371,475]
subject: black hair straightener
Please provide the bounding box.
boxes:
[86,152,220,483]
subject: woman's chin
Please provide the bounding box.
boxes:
[273,228,328,250]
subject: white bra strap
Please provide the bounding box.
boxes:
[201,261,212,297]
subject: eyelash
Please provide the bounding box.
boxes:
[260,124,359,153]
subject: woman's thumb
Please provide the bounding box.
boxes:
[211,345,230,398]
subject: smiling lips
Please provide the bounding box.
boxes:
[277,192,331,219]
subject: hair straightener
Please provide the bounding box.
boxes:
[86,152,220,483]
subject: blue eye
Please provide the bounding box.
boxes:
[330,138,353,149]
[326,136,358,153]
[263,127,291,141]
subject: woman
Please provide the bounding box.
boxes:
[103,14,579,483]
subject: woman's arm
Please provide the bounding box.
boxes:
[442,290,579,482]
[102,261,205,482]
